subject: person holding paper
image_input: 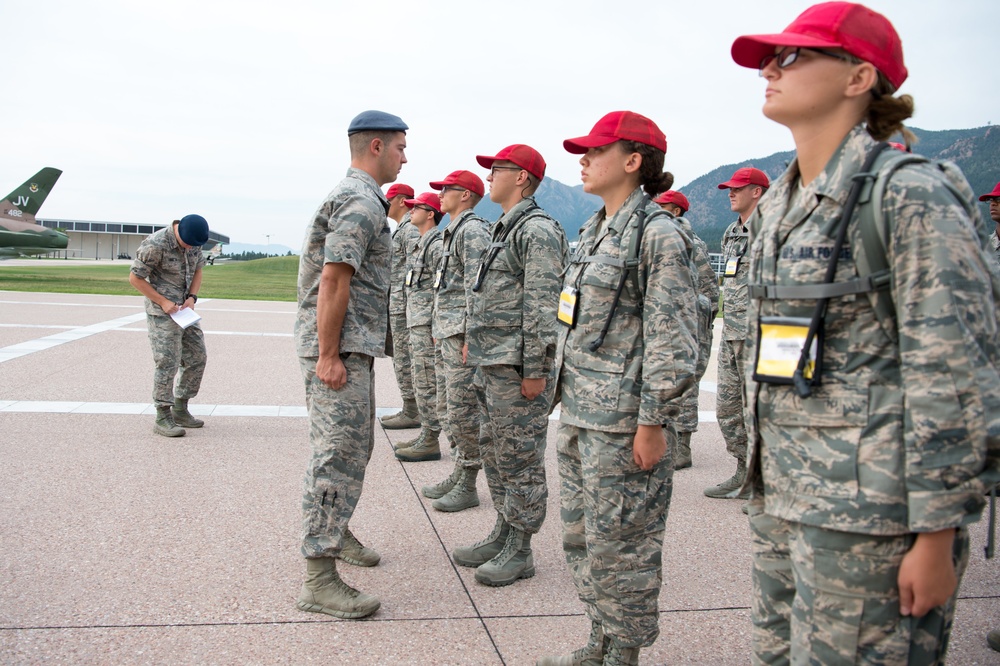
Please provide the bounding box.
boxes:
[129,214,210,438]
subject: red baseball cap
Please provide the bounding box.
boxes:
[979,182,1000,202]
[718,167,770,190]
[653,190,690,213]
[731,2,908,91]
[429,170,485,198]
[385,183,414,199]
[476,144,546,181]
[403,192,442,214]
[564,111,667,154]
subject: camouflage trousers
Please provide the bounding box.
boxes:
[749,509,970,665]
[389,310,415,402]
[408,324,442,432]
[677,299,717,433]
[556,423,673,648]
[299,354,376,559]
[146,314,206,408]
[716,337,748,460]
[438,334,482,469]
[473,364,550,534]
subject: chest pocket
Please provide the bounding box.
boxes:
[476,243,522,326]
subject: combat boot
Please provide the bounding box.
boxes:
[475,525,534,587]
[171,398,204,428]
[432,467,480,513]
[536,621,605,666]
[704,458,748,499]
[379,398,420,429]
[296,557,380,619]
[602,640,639,666]
[393,427,427,451]
[453,513,510,568]
[339,527,380,567]
[154,406,185,438]
[422,463,462,499]
[675,431,692,470]
[394,429,442,462]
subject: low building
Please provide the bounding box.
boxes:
[36,218,229,260]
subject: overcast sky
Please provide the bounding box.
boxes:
[3,0,995,250]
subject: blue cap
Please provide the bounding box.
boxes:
[177,214,210,246]
[347,110,408,135]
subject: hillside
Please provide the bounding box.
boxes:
[674,125,1000,252]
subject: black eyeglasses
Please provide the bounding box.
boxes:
[490,165,523,176]
[440,185,467,194]
[985,197,1000,204]
[759,46,859,76]
[414,205,436,213]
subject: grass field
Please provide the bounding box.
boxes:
[0,256,299,301]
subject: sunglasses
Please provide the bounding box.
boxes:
[759,46,859,76]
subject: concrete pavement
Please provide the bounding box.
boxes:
[0,290,997,665]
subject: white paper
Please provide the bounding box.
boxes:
[170,307,202,329]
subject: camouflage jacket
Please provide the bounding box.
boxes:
[745,124,1000,535]
[131,224,206,317]
[675,215,720,317]
[720,217,750,340]
[991,230,1000,269]
[405,226,443,328]
[432,209,489,340]
[555,188,698,432]
[466,196,568,376]
[389,214,417,315]
[295,168,391,359]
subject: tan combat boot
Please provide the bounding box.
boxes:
[380,398,420,430]
[603,640,639,666]
[432,467,480,513]
[422,463,462,499]
[154,406,185,438]
[675,431,692,470]
[339,528,380,567]
[453,513,509,568]
[703,457,748,499]
[394,429,441,462]
[475,525,534,587]
[296,557,380,619]
[536,621,605,666]
[171,398,204,428]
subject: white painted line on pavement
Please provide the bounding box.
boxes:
[0,312,148,364]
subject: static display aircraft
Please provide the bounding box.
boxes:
[0,168,69,258]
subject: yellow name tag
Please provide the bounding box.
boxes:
[557,287,578,327]
[405,269,414,287]
[756,320,817,380]
[433,269,443,289]
[724,257,740,277]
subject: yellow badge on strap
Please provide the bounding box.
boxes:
[753,316,821,384]
[405,269,414,287]
[724,257,740,278]
[558,287,578,327]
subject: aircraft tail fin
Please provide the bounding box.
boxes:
[2,167,63,221]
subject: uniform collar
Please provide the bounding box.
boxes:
[346,167,391,213]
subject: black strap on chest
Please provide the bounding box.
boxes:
[789,141,889,398]
[588,207,647,351]
[435,214,474,291]
[472,202,539,293]
[412,231,438,288]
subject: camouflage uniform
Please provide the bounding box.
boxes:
[433,209,491,468]
[555,187,698,649]
[672,216,719,434]
[744,125,1000,664]
[130,226,207,408]
[466,196,568,534]
[990,230,1000,268]
[718,217,751,462]
[295,167,391,559]
[405,226,444,432]
[389,216,418,402]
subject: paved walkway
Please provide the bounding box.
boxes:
[0,291,996,665]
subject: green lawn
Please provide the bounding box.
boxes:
[0,256,299,301]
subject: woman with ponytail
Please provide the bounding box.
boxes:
[537,111,699,666]
[732,3,1000,663]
